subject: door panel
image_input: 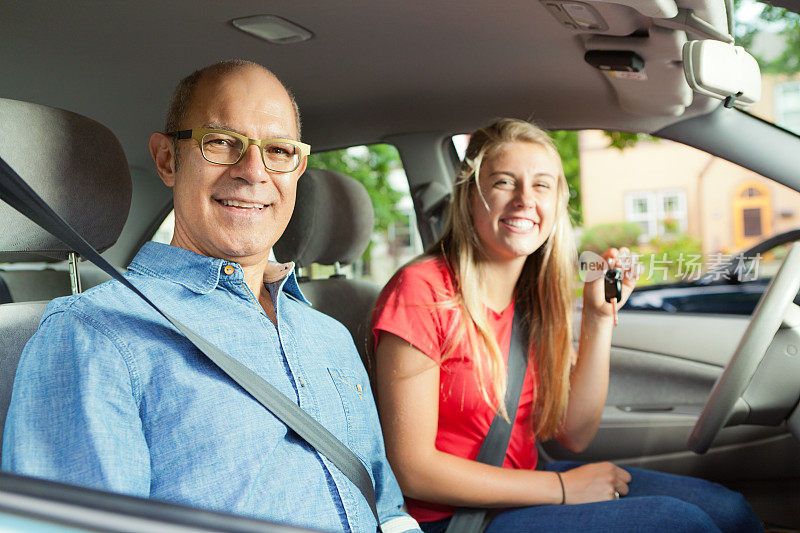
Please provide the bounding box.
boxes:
[543,312,800,474]
[542,310,800,526]
[606,311,751,367]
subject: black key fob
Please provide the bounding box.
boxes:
[604,268,622,303]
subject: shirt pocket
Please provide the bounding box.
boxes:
[327,367,371,453]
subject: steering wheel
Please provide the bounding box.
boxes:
[688,242,800,453]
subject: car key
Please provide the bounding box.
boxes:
[604,267,622,326]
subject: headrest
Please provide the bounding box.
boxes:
[0,98,132,262]
[274,168,374,268]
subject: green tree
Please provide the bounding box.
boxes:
[634,233,703,286]
[550,130,653,227]
[579,222,642,254]
[734,0,800,74]
[550,130,583,225]
[603,131,654,150]
[307,144,404,274]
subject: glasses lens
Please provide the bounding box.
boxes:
[201,132,245,165]
[262,141,301,172]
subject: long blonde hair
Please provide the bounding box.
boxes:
[434,118,576,439]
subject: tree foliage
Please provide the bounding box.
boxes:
[633,233,704,286]
[580,222,642,254]
[579,222,703,286]
[307,144,404,236]
[603,131,655,151]
[307,144,404,272]
[734,0,800,75]
[549,130,583,225]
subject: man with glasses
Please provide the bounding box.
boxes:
[3,60,419,533]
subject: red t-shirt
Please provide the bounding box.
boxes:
[372,257,537,523]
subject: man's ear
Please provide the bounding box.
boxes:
[149,132,177,187]
[296,156,308,179]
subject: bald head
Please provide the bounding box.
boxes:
[164,60,301,138]
[149,60,308,268]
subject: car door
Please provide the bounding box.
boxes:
[539,131,800,527]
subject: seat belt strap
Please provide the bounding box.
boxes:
[0,157,381,526]
[444,309,529,533]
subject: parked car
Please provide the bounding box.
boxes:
[1,0,799,530]
[624,229,800,314]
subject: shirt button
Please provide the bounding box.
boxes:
[223,265,235,275]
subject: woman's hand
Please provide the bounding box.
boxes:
[582,247,640,320]
[560,462,631,504]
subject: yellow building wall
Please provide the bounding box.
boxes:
[700,162,800,253]
[749,73,800,123]
[579,130,708,242]
[579,125,800,255]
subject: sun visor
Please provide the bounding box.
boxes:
[682,40,762,110]
[584,26,693,116]
[544,0,736,118]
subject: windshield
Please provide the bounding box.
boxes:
[735,0,800,134]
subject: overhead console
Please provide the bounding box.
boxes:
[541,0,761,117]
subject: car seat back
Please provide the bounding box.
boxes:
[0,302,48,451]
[0,274,12,304]
[274,168,380,373]
[0,269,72,303]
[0,98,132,457]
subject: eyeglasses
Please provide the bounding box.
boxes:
[166,128,311,173]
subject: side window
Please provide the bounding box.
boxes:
[448,130,800,315]
[151,211,175,245]
[775,81,800,135]
[577,129,800,313]
[149,144,423,286]
[306,144,423,284]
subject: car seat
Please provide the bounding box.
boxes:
[273,168,381,375]
[0,98,131,457]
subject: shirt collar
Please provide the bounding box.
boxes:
[129,242,309,304]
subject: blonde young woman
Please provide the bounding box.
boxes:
[371,119,761,532]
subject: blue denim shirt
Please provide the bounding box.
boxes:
[3,242,418,533]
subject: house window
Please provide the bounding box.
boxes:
[743,208,763,237]
[625,189,686,241]
[625,192,655,241]
[733,180,771,248]
[659,189,687,236]
[742,187,761,198]
[775,82,800,135]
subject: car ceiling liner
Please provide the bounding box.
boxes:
[541,0,762,117]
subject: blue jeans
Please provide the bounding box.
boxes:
[419,462,762,533]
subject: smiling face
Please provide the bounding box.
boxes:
[156,65,305,265]
[469,141,561,266]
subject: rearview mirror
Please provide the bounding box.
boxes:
[682,40,761,110]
